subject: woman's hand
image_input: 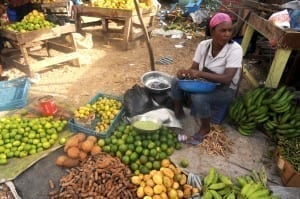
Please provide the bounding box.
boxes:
[177,69,190,79]
[189,69,201,79]
[177,69,201,80]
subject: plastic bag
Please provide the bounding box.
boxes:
[123,85,154,117]
[268,9,291,29]
[190,9,210,24]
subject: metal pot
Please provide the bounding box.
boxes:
[141,71,173,94]
[130,115,163,133]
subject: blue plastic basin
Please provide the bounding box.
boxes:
[178,79,218,93]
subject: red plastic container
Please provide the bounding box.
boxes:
[39,95,58,116]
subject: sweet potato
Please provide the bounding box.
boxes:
[79,151,88,161]
[55,155,67,166]
[67,147,80,159]
[74,132,86,142]
[87,135,97,144]
[64,136,80,152]
[63,157,79,168]
[91,146,101,156]
[81,140,94,153]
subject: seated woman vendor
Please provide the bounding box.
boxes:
[171,12,243,144]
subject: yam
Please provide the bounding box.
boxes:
[144,186,154,196]
[90,146,101,156]
[55,155,67,166]
[137,186,144,198]
[161,168,174,179]
[179,174,187,185]
[153,195,162,199]
[160,192,168,199]
[67,147,80,159]
[161,159,171,168]
[146,179,155,187]
[153,184,164,195]
[153,174,163,185]
[177,190,184,198]
[81,140,94,153]
[162,176,173,188]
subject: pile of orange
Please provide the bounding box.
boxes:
[4,10,56,32]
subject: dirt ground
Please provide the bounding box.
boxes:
[3,22,204,108]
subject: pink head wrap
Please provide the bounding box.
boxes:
[209,13,232,29]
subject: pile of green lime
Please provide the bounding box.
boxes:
[98,123,182,174]
[0,116,67,165]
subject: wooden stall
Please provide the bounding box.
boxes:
[0,24,80,77]
[73,6,155,49]
[241,11,300,88]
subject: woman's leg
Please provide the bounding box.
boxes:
[170,78,185,118]
[190,87,235,139]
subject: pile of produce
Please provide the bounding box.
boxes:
[0,116,67,165]
[131,159,200,198]
[4,10,56,32]
[55,133,101,168]
[91,0,149,10]
[199,124,233,157]
[99,124,182,175]
[50,152,137,198]
[277,136,300,172]
[201,167,280,199]
[228,86,300,139]
[73,96,122,134]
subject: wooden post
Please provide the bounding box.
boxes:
[265,48,292,88]
[133,0,155,71]
[241,25,254,57]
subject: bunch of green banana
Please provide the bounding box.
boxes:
[228,87,272,136]
[237,175,279,199]
[263,105,300,138]
[229,86,299,138]
[263,86,294,114]
[228,99,255,136]
[202,167,238,199]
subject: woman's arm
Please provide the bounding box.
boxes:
[190,67,238,85]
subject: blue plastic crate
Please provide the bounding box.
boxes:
[211,104,229,124]
[68,92,124,138]
[0,77,30,111]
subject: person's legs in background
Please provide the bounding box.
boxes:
[15,2,34,21]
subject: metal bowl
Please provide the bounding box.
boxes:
[141,71,173,93]
[131,115,163,133]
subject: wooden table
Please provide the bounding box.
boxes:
[0,24,80,76]
[73,6,155,49]
[241,12,300,88]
